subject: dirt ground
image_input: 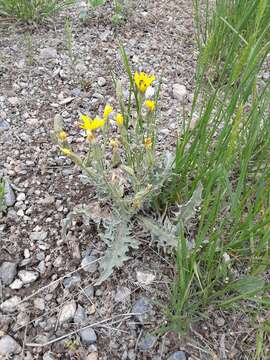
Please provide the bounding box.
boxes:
[0,1,259,359]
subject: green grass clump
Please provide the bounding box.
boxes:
[163,0,270,356]
[0,0,74,23]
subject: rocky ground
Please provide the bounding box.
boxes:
[0,1,259,359]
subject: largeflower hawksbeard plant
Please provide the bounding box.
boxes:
[52,47,182,284]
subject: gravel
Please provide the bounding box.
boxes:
[0,261,17,285]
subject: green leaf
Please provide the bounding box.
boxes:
[96,216,139,285]
[174,182,203,224]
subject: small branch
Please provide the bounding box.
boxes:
[25,313,138,347]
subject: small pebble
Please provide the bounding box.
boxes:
[0,262,17,285]
[167,351,187,360]
[79,327,97,345]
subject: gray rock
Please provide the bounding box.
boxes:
[138,333,156,351]
[0,335,21,356]
[4,180,16,207]
[79,327,97,345]
[71,88,81,97]
[30,231,47,241]
[0,296,21,313]
[127,349,136,360]
[81,255,98,273]
[9,278,23,290]
[59,301,76,323]
[18,270,39,284]
[0,119,9,131]
[40,47,57,60]
[63,274,81,289]
[43,351,56,360]
[82,285,94,299]
[132,297,152,323]
[0,261,17,285]
[74,304,86,324]
[172,84,187,101]
[115,286,131,303]
[167,351,187,360]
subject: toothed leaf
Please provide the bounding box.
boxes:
[96,217,139,285]
[174,182,203,223]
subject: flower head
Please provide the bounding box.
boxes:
[58,131,68,141]
[145,100,156,112]
[134,71,155,93]
[103,104,113,120]
[116,113,124,127]
[144,137,152,149]
[80,114,105,131]
[60,147,71,156]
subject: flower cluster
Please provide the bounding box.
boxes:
[58,70,157,156]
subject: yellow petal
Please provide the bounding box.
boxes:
[58,131,68,141]
[103,104,113,119]
[145,100,155,112]
[60,147,71,156]
[116,113,124,126]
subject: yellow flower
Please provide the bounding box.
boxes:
[80,114,105,131]
[144,137,152,149]
[58,131,68,141]
[116,113,124,127]
[60,147,71,156]
[134,71,155,93]
[145,100,156,112]
[103,104,113,120]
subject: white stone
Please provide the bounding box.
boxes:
[34,298,45,311]
[9,279,23,290]
[0,335,21,356]
[172,84,187,101]
[59,301,76,323]
[97,77,106,87]
[16,193,26,201]
[136,270,156,286]
[0,296,21,313]
[18,270,39,284]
